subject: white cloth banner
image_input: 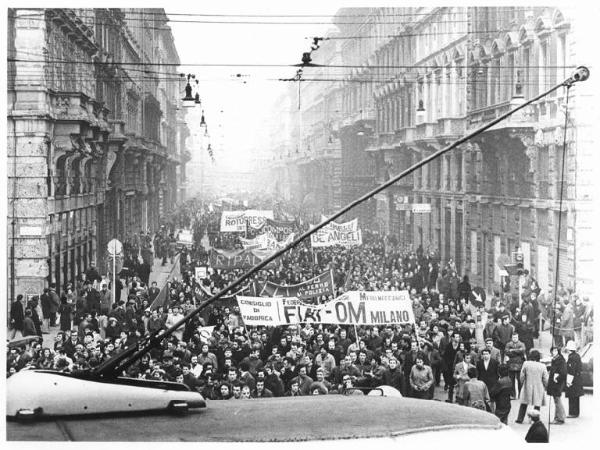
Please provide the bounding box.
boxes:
[310,218,362,248]
[220,211,247,232]
[245,210,275,229]
[240,232,294,251]
[237,290,414,326]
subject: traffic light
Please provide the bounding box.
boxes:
[512,251,524,276]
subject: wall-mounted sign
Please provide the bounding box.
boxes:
[19,225,44,237]
[411,203,432,213]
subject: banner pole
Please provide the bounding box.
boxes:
[112,244,116,305]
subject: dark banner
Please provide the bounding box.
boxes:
[260,270,335,301]
[262,219,296,241]
[246,218,296,240]
[209,248,276,270]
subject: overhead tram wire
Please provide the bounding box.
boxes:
[14,14,510,28]
[7,58,578,70]
[88,66,590,380]
[16,7,535,19]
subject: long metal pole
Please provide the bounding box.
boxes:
[112,244,116,305]
[91,71,587,379]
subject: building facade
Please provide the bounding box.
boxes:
[269,6,593,296]
[369,6,593,295]
[7,8,189,299]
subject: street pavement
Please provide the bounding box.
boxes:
[430,329,595,444]
[29,255,180,349]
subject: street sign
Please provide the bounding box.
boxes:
[107,239,123,256]
[411,203,432,213]
[195,266,208,280]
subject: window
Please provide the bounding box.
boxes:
[506,52,515,101]
[490,57,501,105]
[539,39,548,94]
[476,64,488,109]
[557,34,567,83]
[522,46,531,99]
[538,147,549,198]
[126,92,139,134]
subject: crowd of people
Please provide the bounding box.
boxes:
[7,197,592,431]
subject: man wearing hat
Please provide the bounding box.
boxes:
[524,409,548,443]
[565,340,583,418]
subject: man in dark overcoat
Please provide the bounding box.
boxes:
[564,340,584,418]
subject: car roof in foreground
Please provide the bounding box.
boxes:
[7,396,503,442]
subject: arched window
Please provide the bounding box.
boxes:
[553,10,569,83]
[54,155,67,197]
[518,25,534,99]
[71,156,82,196]
[84,159,94,193]
[490,40,504,106]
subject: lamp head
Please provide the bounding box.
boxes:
[571,66,590,83]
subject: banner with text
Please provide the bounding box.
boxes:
[209,248,275,270]
[237,290,414,326]
[262,219,296,241]
[220,211,247,232]
[245,210,275,229]
[310,218,362,248]
[240,231,294,251]
[260,270,335,301]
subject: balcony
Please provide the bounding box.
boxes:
[467,98,538,133]
[436,117,465,138]
[340,108,376,128]
[414,122,437,140]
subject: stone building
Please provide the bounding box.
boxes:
[370,7,470,264]
[269,6,593,296]
[7,8,190,299]
[368,6,593,295]
[463,7,594,296]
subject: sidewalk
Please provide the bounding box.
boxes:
[14,256,181,350]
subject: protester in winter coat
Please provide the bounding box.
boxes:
[515,350,548,423]
[476,348,499,393]
[409,353,434,399]
[490,364,512,424]
[381,357,403,393]
[504,333,526,397]
[461,367,490,411]
[453,353,475,405]
[546,346,567,424]
[22,309,37,337]
[524,410,548,443]
[564,340,584,418]
[9,295,25,339]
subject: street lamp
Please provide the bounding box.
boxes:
[416,100,426,121]
[194,86,202,105]
[181,74,196,105]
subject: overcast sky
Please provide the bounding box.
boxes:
[168,2,341,173]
